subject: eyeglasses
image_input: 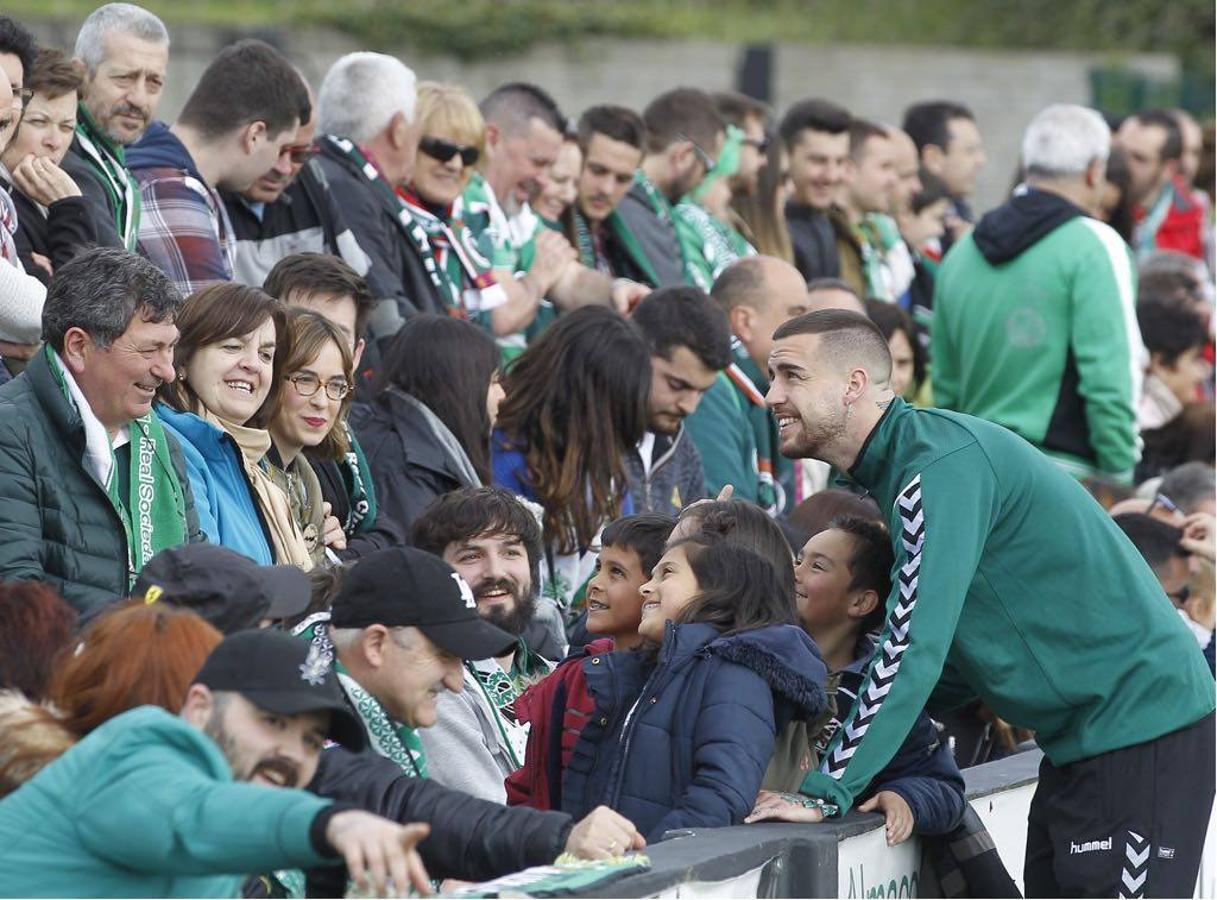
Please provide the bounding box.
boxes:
[743,135,770,154]
[285,142,318,166]
[286,372,350,401]
[1146,492,1180,519]
[419,136,480,167]
[677,132,717,172]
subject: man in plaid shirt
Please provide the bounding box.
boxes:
[128,39,308,297]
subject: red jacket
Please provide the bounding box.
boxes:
[504,638,613,810]
[1135,177,1209,262]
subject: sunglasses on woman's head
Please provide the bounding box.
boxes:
[419,136,480,167]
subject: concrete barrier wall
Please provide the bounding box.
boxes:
[20,17,1177,213]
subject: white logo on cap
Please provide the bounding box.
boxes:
[299,643,328,686]
[452,573,476,609]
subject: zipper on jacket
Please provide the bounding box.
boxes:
[606,623,676,810]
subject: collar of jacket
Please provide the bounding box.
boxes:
[27,347,88,451]
[380,387,481,485]
[847,396,905,493]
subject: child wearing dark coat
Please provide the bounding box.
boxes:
[561,533,830,842]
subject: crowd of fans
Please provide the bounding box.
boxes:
[0,3,1213,897]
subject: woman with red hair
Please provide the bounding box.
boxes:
[48,599,224,738]
[0,580,77,702]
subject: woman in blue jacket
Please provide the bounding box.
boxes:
[561,534,829,842]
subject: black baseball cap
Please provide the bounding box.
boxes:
[133,545,311,634]
[330,547,516,660]
[194,629,365,751]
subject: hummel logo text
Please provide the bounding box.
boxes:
[1070,838,1112,854]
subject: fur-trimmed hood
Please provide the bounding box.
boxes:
[0,691,75,797]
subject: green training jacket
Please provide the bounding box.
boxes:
[931,191,1141,482]
[800,399,1213,814]
[0,706,332,897]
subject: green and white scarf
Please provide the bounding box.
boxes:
[292,611,428,777]
[468,639,552,768]
[672,199,756,291]
[47,346,186,586]
[74,105,140,251]
[325,136,447,296]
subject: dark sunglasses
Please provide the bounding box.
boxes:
[420,136,480,167]
[285,142,318,165]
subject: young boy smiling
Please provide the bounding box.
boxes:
[506,515,674,809]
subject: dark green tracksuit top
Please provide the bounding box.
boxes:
[800,398,1214,813]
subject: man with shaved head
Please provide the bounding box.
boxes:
[685,255,807,513]
[764,308,1214,898]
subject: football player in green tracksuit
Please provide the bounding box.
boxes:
[766,308,1214,899]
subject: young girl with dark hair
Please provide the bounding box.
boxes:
[351,313,502,532]
[560,533,828,841]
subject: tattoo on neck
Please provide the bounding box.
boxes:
[876,398,893,411]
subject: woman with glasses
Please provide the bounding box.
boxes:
[0,49,96,287]
[157,284,313,569]
[397,82,507,330]
[264,308,353,566]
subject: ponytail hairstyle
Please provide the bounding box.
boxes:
[670,533,797,635]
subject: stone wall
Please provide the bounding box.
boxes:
[24,18,1178,212]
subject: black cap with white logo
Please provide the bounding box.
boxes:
[194,629,365,751]
[330,547,516,661]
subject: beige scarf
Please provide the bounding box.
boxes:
[204,410,313,570]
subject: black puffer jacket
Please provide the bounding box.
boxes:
[0,350,202,612]
[306,747,573,893]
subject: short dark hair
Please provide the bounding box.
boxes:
[577,104,646,154]
[643,87,724,155]
[675,498,795,604]
[601,514,675,580]
[671,534,797,634]
[848,119,889,162]
[631,286,732,371]
[779,98,851,150]
[786,488,882,550]
[1138,260,1204,306]
[773,308,892,380]
[1137,296,1207,366]
[714,90,771,128]
[158,283,283,418]
[178,39,309,140]
[480,82,565,136]
[711,256,767,312]
[43,248,182,352]
[902,101,975,152]
[828,515,893,633]
[0,15,38,82]
[1128,109,1184,162]
[263,252,374,342]
[411,487,544,595]
[865,298,925,390]
[1113,513,1187,575]
[1160,462,1216,515]
[911,169,951,213]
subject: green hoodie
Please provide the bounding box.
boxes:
[931,191,1141,482]
[800,399,1214,814]
[0,706,332,897]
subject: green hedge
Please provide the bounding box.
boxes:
[10,0,1214,75]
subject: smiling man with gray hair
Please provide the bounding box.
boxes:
[0,246,203,613]
[315,52,445,341]
[932,103,1143,484]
